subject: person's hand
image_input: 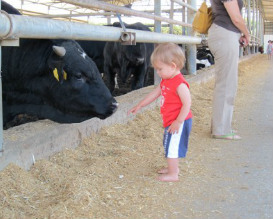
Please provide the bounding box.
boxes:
[240,35,250,47]
[167,120,182,134]
[128,105,141,115]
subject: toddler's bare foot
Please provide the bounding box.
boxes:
[157,173,179,182]
[157,168,168,174]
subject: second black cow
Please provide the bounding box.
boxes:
[103,22,154,93]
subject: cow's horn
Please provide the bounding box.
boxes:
[53,46,66,57]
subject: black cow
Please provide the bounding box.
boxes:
[196,46,215,70]
[258,46,264,54]
[77,24,117,74]
[1,2,118,128]
[103,22,154,93]
[1,1,21,15]
[77,40,106,73]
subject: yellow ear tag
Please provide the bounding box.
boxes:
[53,68,59,81]
[63,71,67,80]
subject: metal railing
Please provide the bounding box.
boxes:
[0,13,201,44]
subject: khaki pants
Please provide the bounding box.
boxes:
[208,24,241,135]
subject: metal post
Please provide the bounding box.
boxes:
[256,9,259,50]
[240,5,244,57]
[186,0,196,75]
[169,0,174,34]
[252,0,256,36]
[259,13,263,46]
[154,0,161,85]
[247,0,251,30]
[252,0,255,54]
[254,0,257,52]
[107,15,111,25]
[182,4,186,35]
[262,17,264,45]
[247,0,251,55]
[261,15,264,45]
[256,0,264,47]
[256,1,259,52]
[182,1,186,54]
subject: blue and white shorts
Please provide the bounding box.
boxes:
[163,118,192,158]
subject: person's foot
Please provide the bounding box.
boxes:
[157,168,168,174]
[157,173,179,182]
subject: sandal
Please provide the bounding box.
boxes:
[212,132,241,140]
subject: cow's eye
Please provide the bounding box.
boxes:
[75,73,82,80]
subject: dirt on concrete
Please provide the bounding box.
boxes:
[0,54,272,219]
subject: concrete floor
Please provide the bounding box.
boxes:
[171,58,273,219]
[226,58,273,218]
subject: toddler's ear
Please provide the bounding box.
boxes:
[171,62,177,70]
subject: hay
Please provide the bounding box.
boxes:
[0,54,270,219]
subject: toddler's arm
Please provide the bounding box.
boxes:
[128,85,161,115]
[168,83,191,134]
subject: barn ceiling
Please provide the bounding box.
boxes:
[261,0,273,22]
[3,0,144,23]
[2,0,273,23]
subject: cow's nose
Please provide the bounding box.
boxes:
[111,101,118,112]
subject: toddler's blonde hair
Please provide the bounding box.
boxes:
[150,43,186,70]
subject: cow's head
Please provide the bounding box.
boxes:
[113,22,148,83]
[117,43,146,83]
[47,40,118,119]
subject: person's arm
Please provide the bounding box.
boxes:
[128,85,161,115]
[167,83,191,134]
[223,0,250,46]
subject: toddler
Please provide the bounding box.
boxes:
[128,43,192,182]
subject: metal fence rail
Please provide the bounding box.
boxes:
[60,0,194,27]
[0,13,201,43]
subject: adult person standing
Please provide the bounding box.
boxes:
[208,0,250,140]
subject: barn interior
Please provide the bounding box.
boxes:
[0,1,273,218]
[0,0,272,174]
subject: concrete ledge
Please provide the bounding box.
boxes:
[0,54,258,171]
[1,86,159,170]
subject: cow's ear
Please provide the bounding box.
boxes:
[53,68,60,81]
[52,69,67,82]
[53,46,66,57]
[63,71,67,80]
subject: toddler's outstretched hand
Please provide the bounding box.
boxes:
[128,105,141,115]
